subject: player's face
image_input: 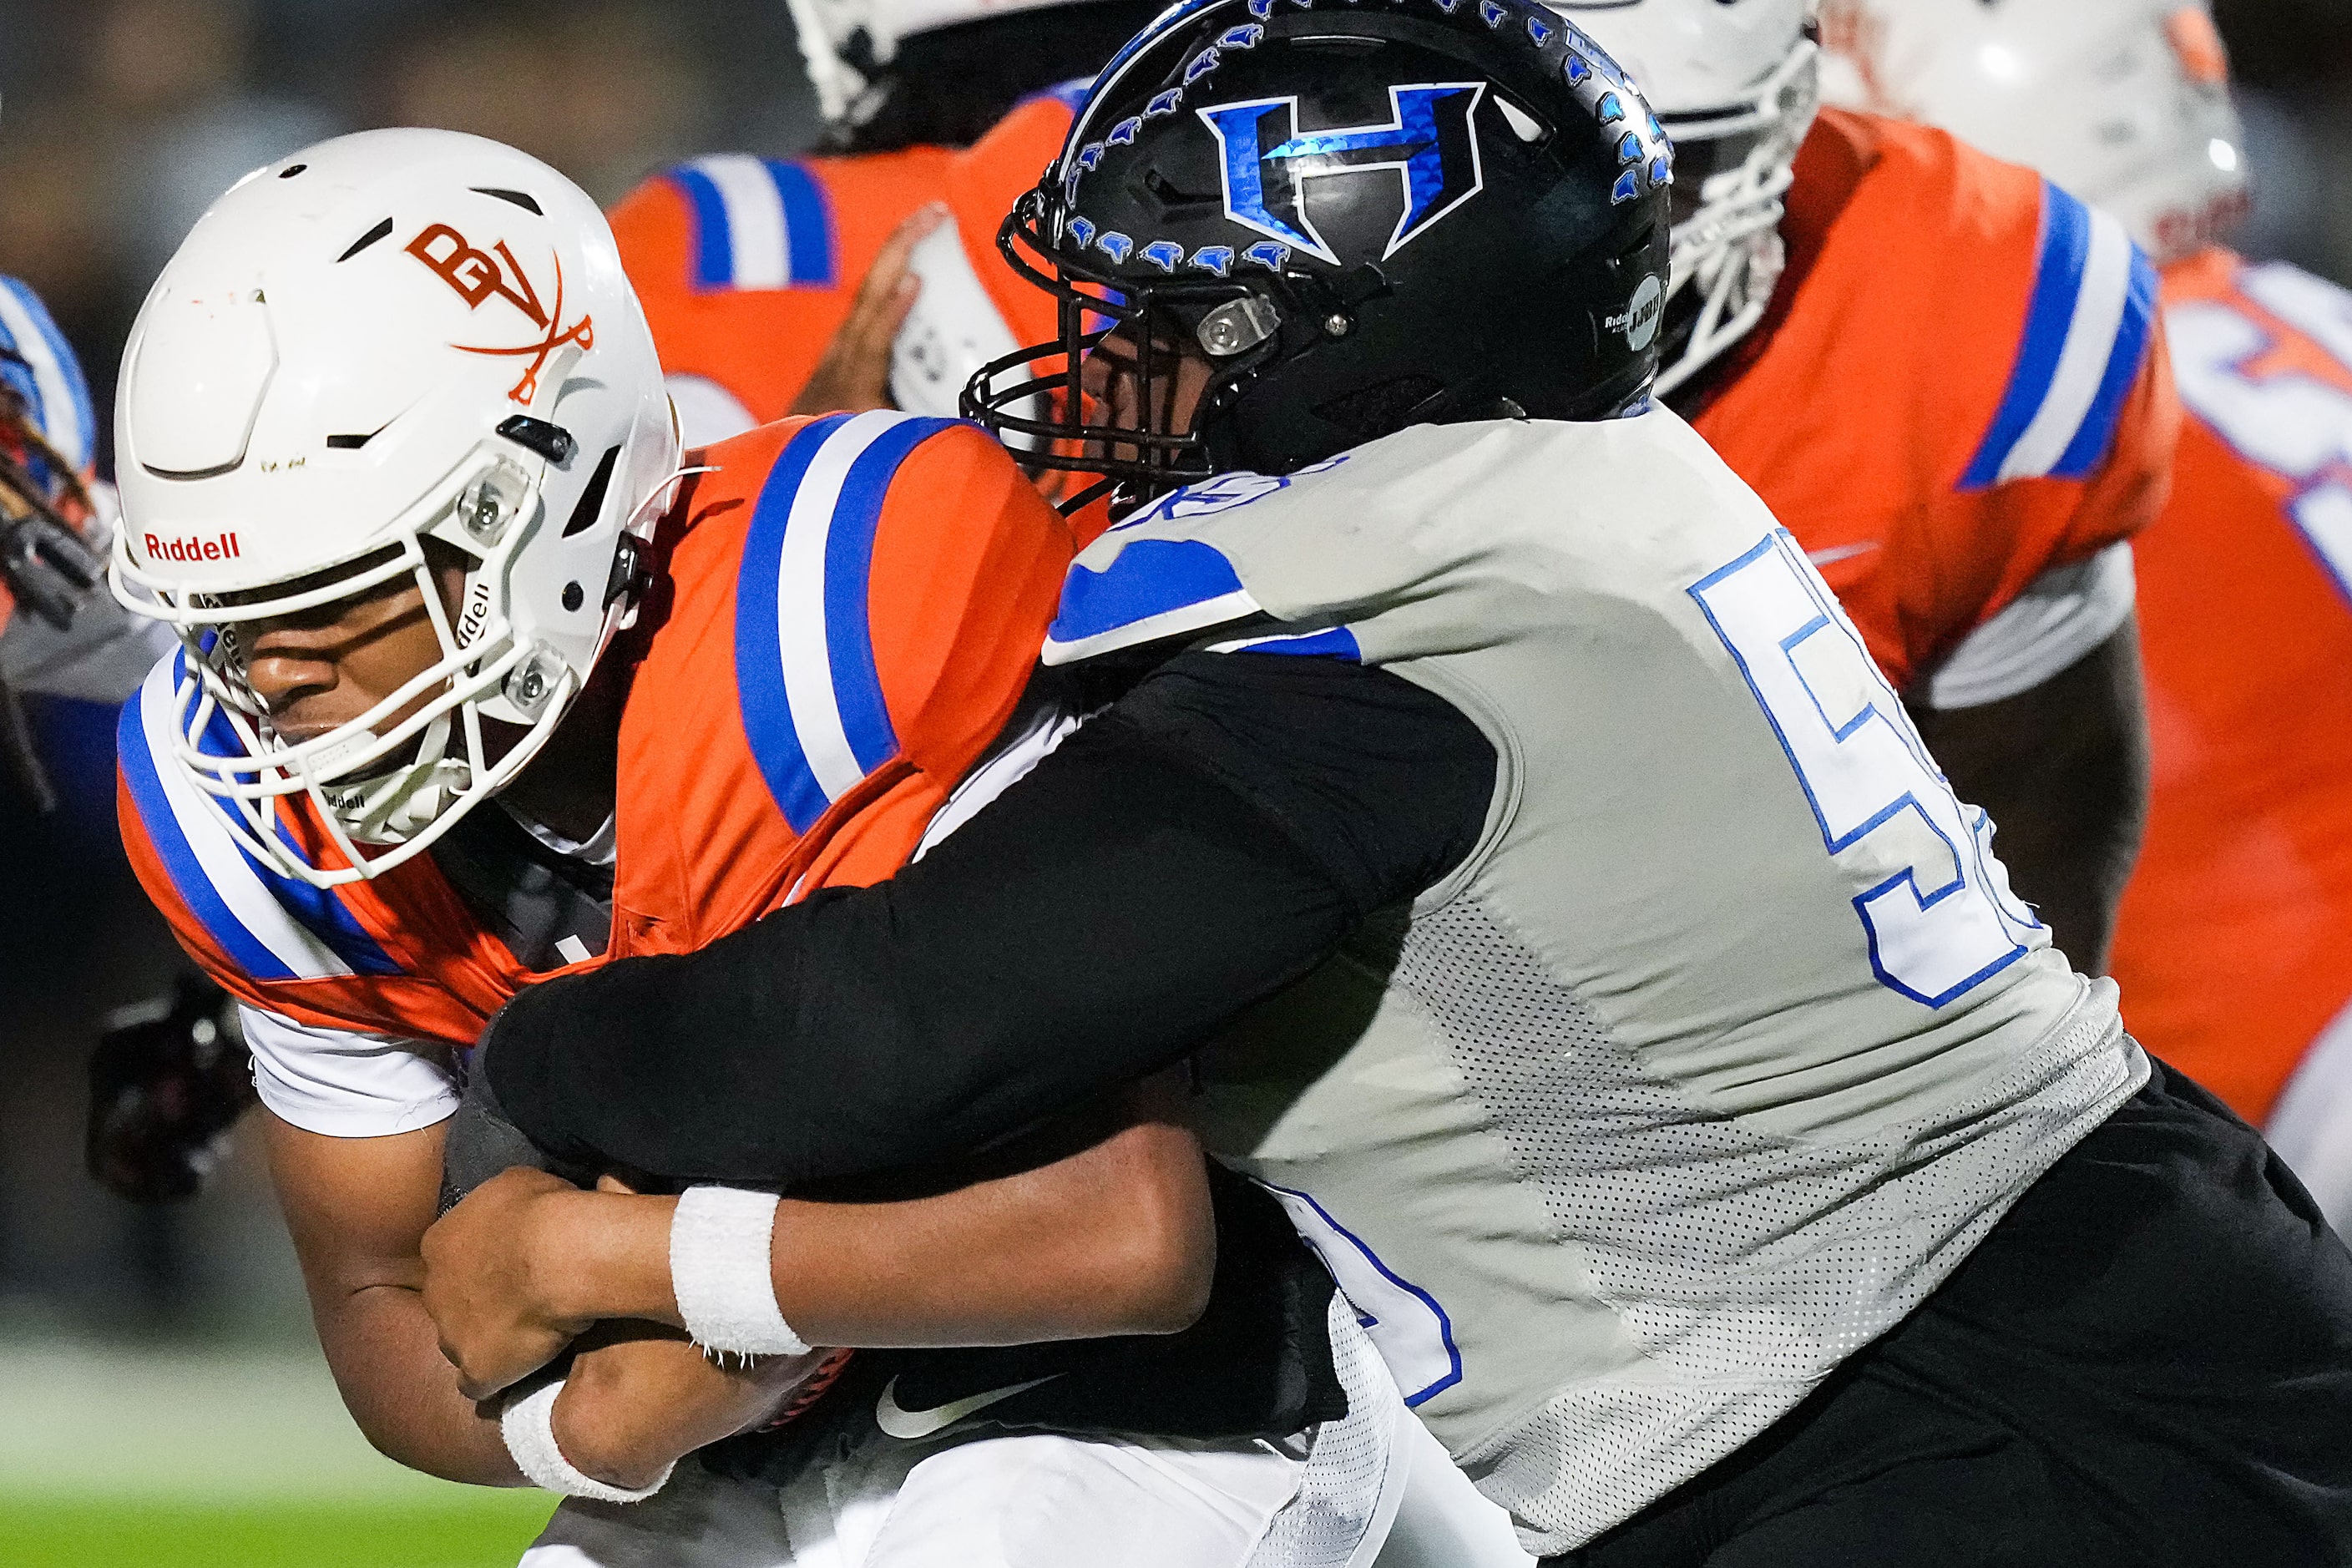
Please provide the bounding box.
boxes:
[1083,326,1216,463]
[236,549,469,746]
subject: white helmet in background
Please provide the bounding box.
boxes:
[111,128,680,888]
[1816,0,2248,264]
[784,0,1083,124]
[1553,0,1819,396]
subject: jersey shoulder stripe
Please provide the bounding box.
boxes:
[0,275,94,473]
[1962,180,2160,491]
[117,655,399,984]
[665,156,838,293]
[733,410,961,832]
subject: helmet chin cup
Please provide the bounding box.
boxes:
[109,129,680,888]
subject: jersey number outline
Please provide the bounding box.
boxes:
[1259,1180,1463,1407]
[1690,532,2042,1009]
[2167,264,2352,603]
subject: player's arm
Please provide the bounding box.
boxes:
[269,1112,824,1490]
[1910,608,2150,975]
[424,1074,1215,1399]
[481,651,1497,1189]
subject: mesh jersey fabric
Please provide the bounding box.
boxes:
[1060,413,2144,1552]
[1687,109,2179,695]
[2107,250,2352,1125]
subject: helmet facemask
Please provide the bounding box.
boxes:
[1651,38,1820,397]
[115,439,642,889]
[968,188,1300,513]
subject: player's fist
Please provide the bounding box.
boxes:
[423,1165,602,1400]
[86,976,257,1203]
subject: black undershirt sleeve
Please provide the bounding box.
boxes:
[484,652,1497,1187]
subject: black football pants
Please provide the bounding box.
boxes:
[1547,1057,2352,1568]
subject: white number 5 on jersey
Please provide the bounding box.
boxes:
[1691,531,2043,1008]
[1260,1181,1463,1407]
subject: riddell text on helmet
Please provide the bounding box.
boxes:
[144,533,241,563]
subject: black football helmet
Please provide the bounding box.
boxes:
[965,0,1672,503]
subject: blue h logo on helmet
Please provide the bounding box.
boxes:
[1199,83,1486,266]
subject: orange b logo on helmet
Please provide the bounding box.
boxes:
[406,222,594,406]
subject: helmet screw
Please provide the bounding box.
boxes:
[502,649,561,717]
[459,480,507,543]
[1323,313,1353,337]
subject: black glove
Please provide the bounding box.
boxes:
[86,977,258,1203]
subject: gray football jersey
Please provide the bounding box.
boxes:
[1046,411,2145,1555]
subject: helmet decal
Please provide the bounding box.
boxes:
[407,224,595,405]
[1199,83,1488,265]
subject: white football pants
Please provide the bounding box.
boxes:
[518,1297,1424,1568]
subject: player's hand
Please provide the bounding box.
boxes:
[423,1165,609,1399]
[550,1323,834,1493]
[788,201,950,417]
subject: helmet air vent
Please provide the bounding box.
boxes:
[336,219,396,262]
[472,188,545,215]
[560,446,622,539]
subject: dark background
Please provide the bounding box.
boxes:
[3,0,2350,1348]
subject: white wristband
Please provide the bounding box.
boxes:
[670,1186,809,1358]
[499,1377,674,1504]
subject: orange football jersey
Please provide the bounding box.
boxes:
[608,94,1078,429]
[117,413,1071,1050]
[2107,249,2352,1123]
[1692,109,2179,694]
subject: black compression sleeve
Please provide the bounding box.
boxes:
[486,653,1496,1186]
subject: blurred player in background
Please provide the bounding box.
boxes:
[0,272,244,1204]
[0,274,154,791]
[109,128,1404,1567]
[1817,0,2352,1233]
[1570,0,2177,977]
[609,0,1165,443]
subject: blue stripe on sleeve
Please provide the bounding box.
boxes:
[2050,243,2161,481]
[116,689,296,983]
[822,417,959,775]
[1960,181,2091,492]
[1227,626,1362,660]
[668,166,737,291]
[767,162,837,289]
[736,416,852,832]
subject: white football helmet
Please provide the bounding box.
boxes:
[1553,0,1820,396]
[110,129,680,888]
[1815,0,2248,265]
[785,0,1087,124]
